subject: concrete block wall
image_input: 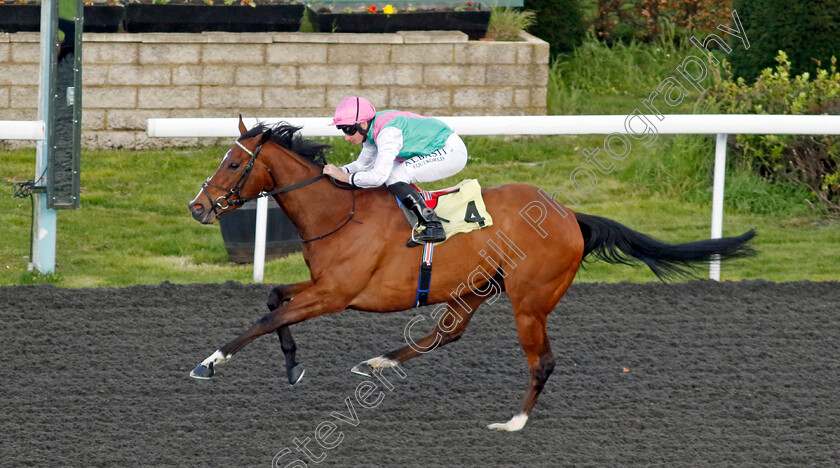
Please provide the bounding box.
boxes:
[1,30,549,149]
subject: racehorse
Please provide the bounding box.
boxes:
[188,118,756,431]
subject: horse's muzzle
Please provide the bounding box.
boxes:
[189,202,216,224]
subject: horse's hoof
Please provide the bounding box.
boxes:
[350,362,375,377]
[287,364,305,386]
[190,362,214,379]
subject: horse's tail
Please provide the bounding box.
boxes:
[574,212,756,281]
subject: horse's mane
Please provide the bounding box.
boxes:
[239,122,331,167]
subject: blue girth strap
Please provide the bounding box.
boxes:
[415,242,434,307]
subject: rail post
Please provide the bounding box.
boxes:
[709,133,728,281]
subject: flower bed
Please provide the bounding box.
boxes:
[85,2,125,33]
[306,2,491,40]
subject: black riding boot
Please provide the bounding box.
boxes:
[388,182,446,246]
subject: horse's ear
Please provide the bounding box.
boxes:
[238,114,247,136]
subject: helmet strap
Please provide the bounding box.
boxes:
[357,121,370,143]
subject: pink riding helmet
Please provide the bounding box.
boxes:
[330,97,376,126]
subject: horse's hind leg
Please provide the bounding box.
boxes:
[350,292,487,376]
[487,308,554,431]
[488,273,576,432]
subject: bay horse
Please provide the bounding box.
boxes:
[188,119,755,431]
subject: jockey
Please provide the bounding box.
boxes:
[323,97,468,245]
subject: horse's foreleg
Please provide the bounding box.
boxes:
[267,280,314,309]
[276,326,304,385]
[487,309,554,432]
[350,293,486,376]
[265,282,313,385]
[190,287,346,379]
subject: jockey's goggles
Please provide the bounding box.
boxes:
[337,124,360,136]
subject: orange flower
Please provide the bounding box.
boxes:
[366,5,376,13]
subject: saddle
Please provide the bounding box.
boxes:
[414,185,460,210]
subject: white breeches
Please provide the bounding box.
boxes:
[385,133,468,186]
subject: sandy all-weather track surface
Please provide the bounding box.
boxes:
[2,280,838,466]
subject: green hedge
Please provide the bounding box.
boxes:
[729,0,840,81]
[707,51,840,213]
[525,0,586,56]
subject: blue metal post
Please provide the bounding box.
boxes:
[33,0,58,274]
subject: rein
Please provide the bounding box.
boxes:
[203,140,358,243]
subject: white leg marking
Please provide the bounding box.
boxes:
[200,349,231,367]
[366,356,399,369]
[350,355,399,377]
[487,413,529,431]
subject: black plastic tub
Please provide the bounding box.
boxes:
[218,198,301,264]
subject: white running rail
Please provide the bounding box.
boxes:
[0,120,47,140]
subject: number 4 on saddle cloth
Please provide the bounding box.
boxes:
[394,179,494,307]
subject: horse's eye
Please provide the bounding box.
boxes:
[228,163,240,170]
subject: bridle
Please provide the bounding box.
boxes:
[200,138,357,243]
[201,140,266,212]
